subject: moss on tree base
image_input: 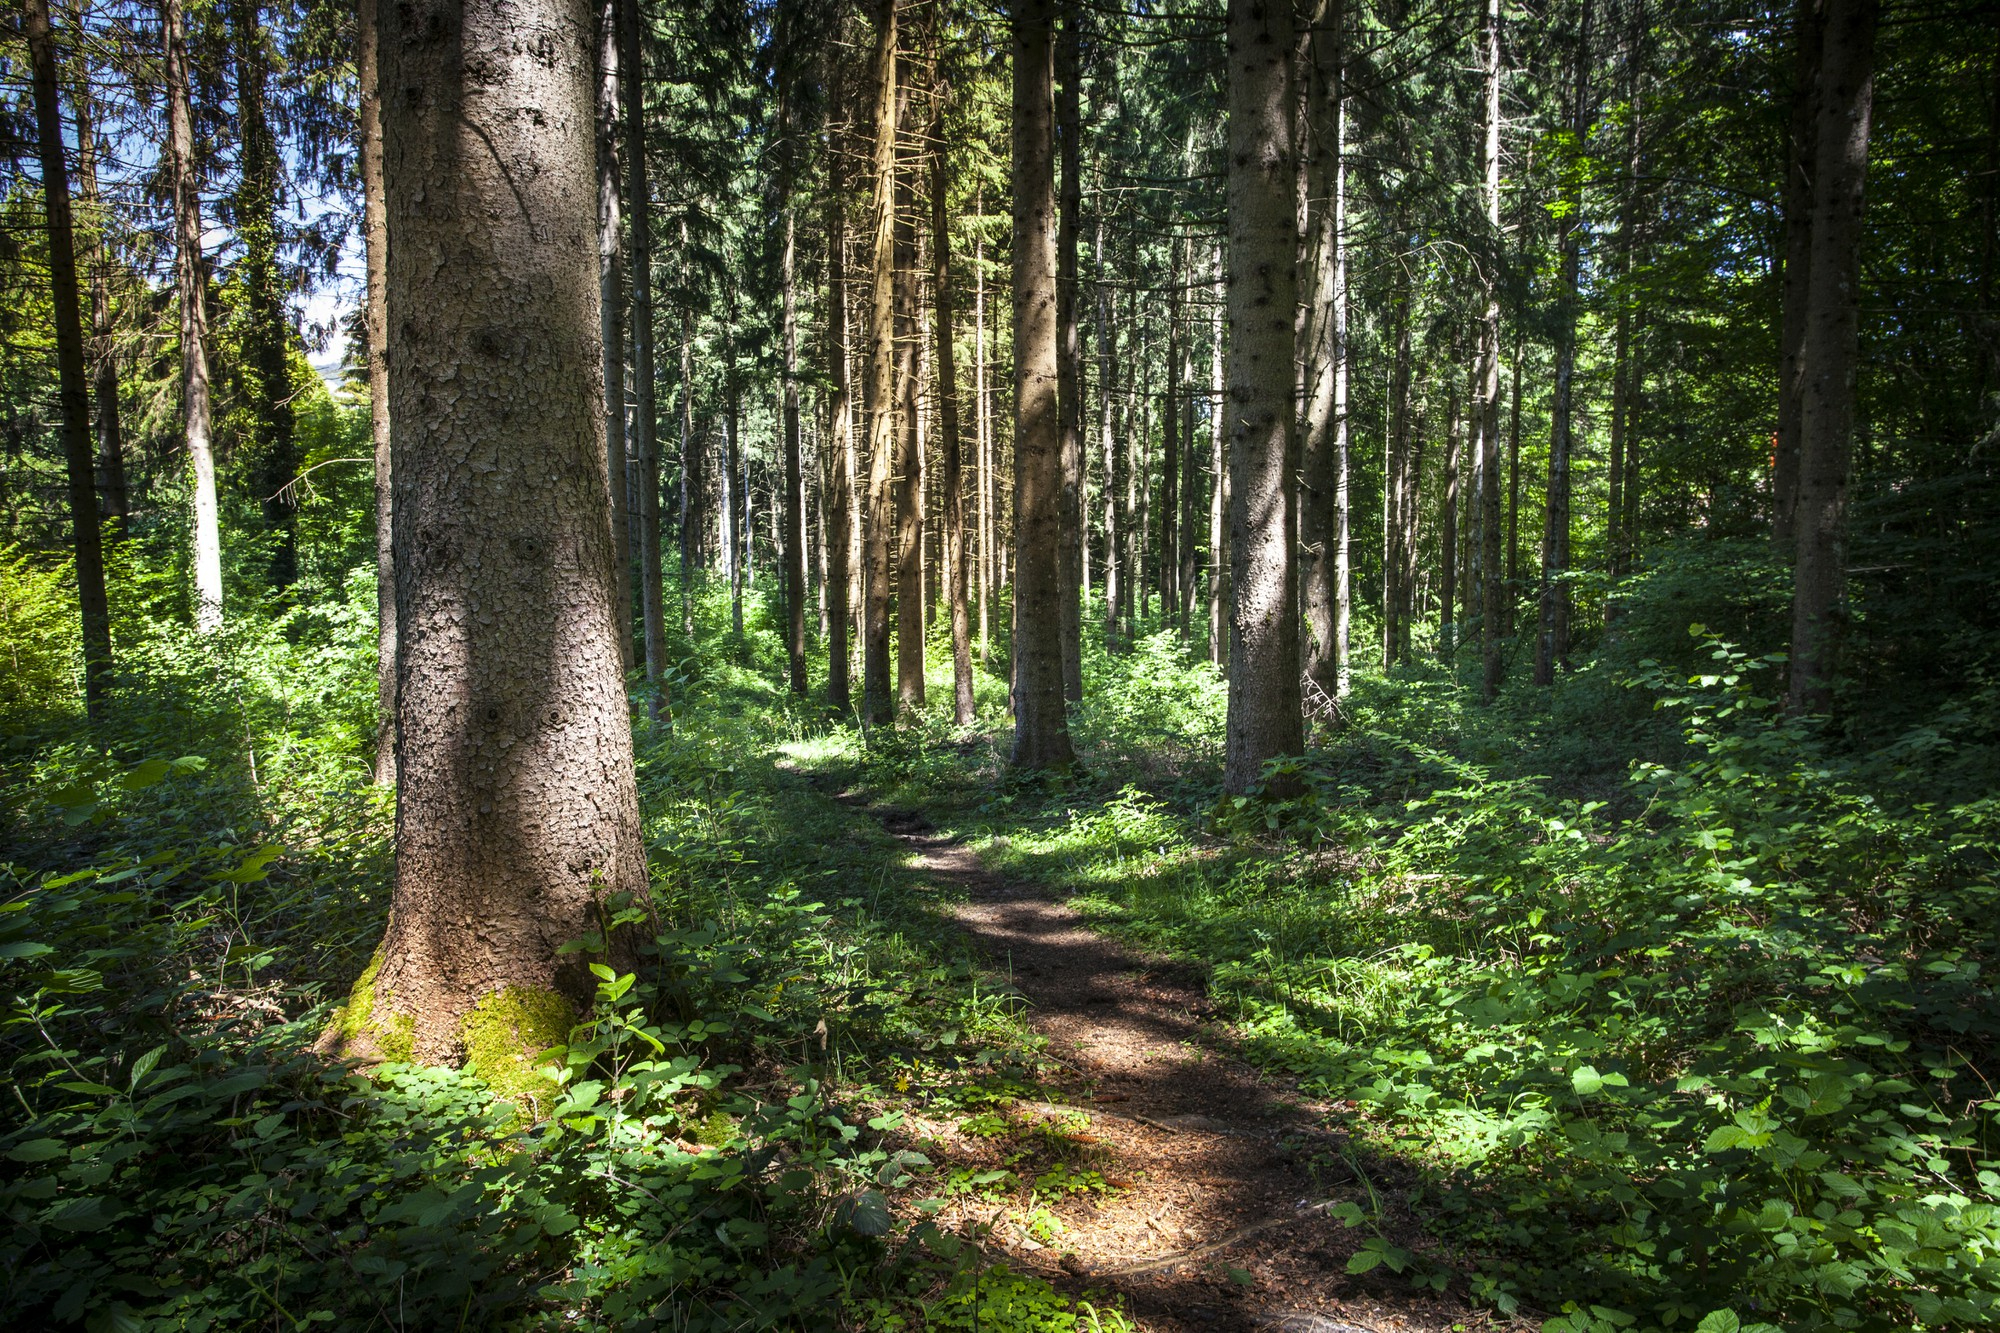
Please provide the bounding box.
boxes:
[459,986,573,1117]
[316,946,414,1064]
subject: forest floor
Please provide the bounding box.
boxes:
[837,788,1482,1333]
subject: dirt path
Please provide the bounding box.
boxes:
[865,804,1478,1333]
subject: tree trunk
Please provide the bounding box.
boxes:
[678,301,698,634]
[1789,0,1878,714]
[1438,376,1460,659]
[365,0,645,1073]
[70,60,127,536]
[975,184,991,667]
[597,0,632,669]
[1300,0,1345,702]
[826,89,856,714]
[1207,241,1227,666]
[862,0,899,725]
[360,0,396,780]
[1011,0,1075,769]
[164,0,223,632]
[1382,284,1413,666]
[894,85,925,714]
[1056,8,1085,704]
[1096,212,1122,645]
[1505,324,1522,635]
[725,313,745,639]
[779,74,808,695]
[1477,0,1505,701]
[1772,0,1824,554]
[1162,247,1181,625]
[1223,0,1301,795]
[26,0,112,721]
[934,81,975,725]
[623,0,665,710]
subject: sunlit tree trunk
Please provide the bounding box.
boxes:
[70,60,127,537]
[1300,0,1346,703]
[597,0,632,669]
[1207,241,1227,665]
[1096,211,1121,645]
[862,0,899,725]
[825,81,856,713]
[365,0,645,1069]
[1223,0,1301,795]
[1011,0,1075,769]
[894,81,925,713]
[26,0,112,721]
[1477,0,1505,701]
[1789,0,1878,714]
[1055,7,1085,703]
[934,79,975,725]
[623,0,665,709]
[975,184,991,667]
[359,0,396,779]
[778,70,808,695]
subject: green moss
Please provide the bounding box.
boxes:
[690,1109,736,1146]
[459,986,573,1116]
[328,946,414,1064]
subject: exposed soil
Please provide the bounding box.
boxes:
[861,801,1485,1333]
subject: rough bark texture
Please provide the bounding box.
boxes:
[1773,0,1825,554]
[1207,242,1227,665]
[25,0,112,721]
[894,98,925,713]
[597,0,632,669]
[623,0,665,704]
[934,91,975,726]
[1299,0,1344,703]
[1011,0,1075,769]
[164,0,223,632]
[1789,0,1877,714]
[371,0,646,1066]
[1055,9,1085,704]
[360,0,397,781]
[862,0,899,726]
[825,88,856,714]
[1223,0,1302,795]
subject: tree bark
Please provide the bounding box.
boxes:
[975,184,991,666]
[623,0,665,709]
[1207,241,1227,665]
[1477,0,1505,701]
[26,0,113,721]
[70,59,127,536]
[862,0,899,725]
[1789,0,1878,714]
[1382,281,1413,667]
[779,71,809,695]
[1300,0,1344,703]
[1096,211,1122,644]
[164,0,223,632]
[360,0,396,780]
[677,300,698,634]
[894,80,925,713]
[934,81,975,725]
[825,86,856,713]
[1055,7,1085,703]
[1223,0,1301,795]
[597,0,632,669]
[234,0,296,592]
[1438,375,1460,659]
[369,0,645,1067]
[1011,0,1075,769]
[1772,0,1825,555]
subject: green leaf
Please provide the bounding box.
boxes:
[1695,1313,1741,1333]
[7,1138,68,1163]
[1346,1248,1383,1274]
[0,941,53,960]
[1573,1066,1604,1095]
[56,1081,120,1096]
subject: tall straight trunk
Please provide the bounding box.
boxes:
[623,0,665,706]
[26,0,112,719]
[1606,1,1643,589]
[826,104,856,713]
[1535,0,1590,687]
[1773,0,1825,554]
[1223,0,1301,795]
[933,83,975,725]
[1055,9,1084,703]
[1381,285,1412,666]
[1011,0,1074,768]
[1161,247,1181,621]
[164,0,223,631]
[597,0,632,668]
[1505,325,1523,634]
[1300,0,1345,702]
[366,0,645,1063]
[1096,212,1121,643]
[975,185,991,666]
[70,62,127,534]
[894,93,924,712]
[1477,0,1505,700]
[1207,241,1227,665]
[360,0,396,779]
[778,80,808,695]
[677,302,698,633]
[1180,373,1200,632]
[725,320,745,638]
[1789,0,1878,714]
[234,0,296,591]
[862,0,899,725]
[1438,378,1460,659]
[1135,346,1151,623]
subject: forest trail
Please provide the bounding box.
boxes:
[858,801,1476,1333]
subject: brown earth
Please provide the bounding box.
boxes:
[860,802,1493,1333]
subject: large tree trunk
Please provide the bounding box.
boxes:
[26,0,112,721]
[234,0,297,592]
[623,0,666,709]
[360,0,396,781]
[597,0,632,669]
[862,0,899,725]
[1011,0,1075,769]
[1789,0,1878,714]
[934,81,975,725]
[1477,0,1505,701]
[779,73,809,695]
[164,0,223,632]
[1223,0,1301,795]
[364,0,645,1076]
[70,61,128,537]
[1055,8,1085,704]
[1772,0,1824,554]
[825,86,856,714]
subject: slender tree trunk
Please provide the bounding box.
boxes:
[826,99,856,713]
[726,315,745,639]
[1382,285,1412,666]
[933,84,975,724]
[975,185,991,667]
[26,0,112,720]
[365,0,645,1066]
[360,0,396,780]
[1789,0,1878,713]
[861,0,899,724]
[234,0,296,592]
[1535,1,1591,687]
[597,0,632,668]
[623,0,665,709]
[678,301,698,634]
[1096,212,1122,645]
[1505,324,1522,634]
[164,0,223,632]
[778,78,808,694]
[894,79,924,712]
[1773,0,1825,554]
[1162,245,1181,623]
[70,63,127,536]
[1438,377,1460,659]
[1223,0,1301,795]
[1477,0,1505,700]
[1300,0,1345,703]
[1055,8,1085,704]
[1207,241,1227,665]
[1011,0,1075,768]
[1607,1,1644,593]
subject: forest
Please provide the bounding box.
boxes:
[2,0,1996,1326]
